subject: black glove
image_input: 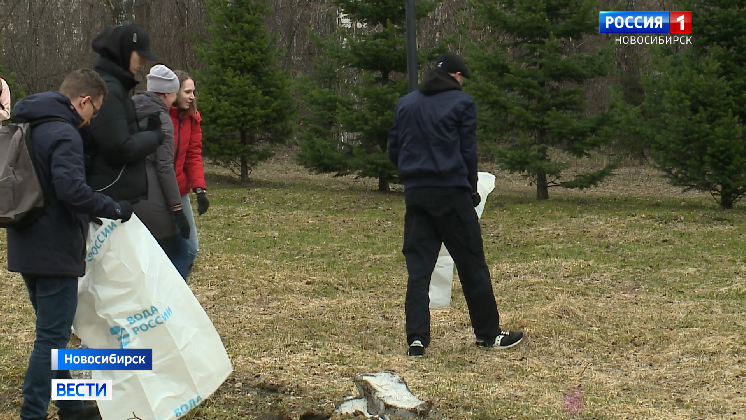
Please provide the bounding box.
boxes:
[144,114,165,145]
[154,129,165,145]
[116,201,133,222]
[196,191,209,215]
[471,192,481,208]
[146,113,161,132]
[174,209,191,239]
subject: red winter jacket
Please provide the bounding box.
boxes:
[169,107,206,196]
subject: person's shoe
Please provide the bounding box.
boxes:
[407,340,425,357]
[58,402,102,420]
[476,330,524,349]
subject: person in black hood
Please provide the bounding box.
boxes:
[388,53,523,357]
[7,69,133,420]
[82,24,163,202]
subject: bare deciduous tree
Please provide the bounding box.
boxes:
[0,0,678,118]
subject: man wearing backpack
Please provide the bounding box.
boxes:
[5,69,133,420]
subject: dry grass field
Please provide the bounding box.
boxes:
[1,150,745,419]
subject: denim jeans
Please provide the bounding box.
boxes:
[181,194,199,267]
[157,234,190,280]
[21,275,84,420]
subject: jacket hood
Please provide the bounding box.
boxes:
[133,91,167,116]
[418,68,463,96]
[94,56,139,92]
[12,91,83,127]
[92,25,137,72]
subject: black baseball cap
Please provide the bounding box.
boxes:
[435,53,470,79]
[127,25,157,61]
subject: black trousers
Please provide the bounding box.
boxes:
[403,187,500,347]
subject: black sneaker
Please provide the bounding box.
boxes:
[476,331,523,349]
[407,340,425,357]
[58,402,102,420]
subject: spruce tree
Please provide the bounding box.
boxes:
[294,50,355,176]
[640,0,746,208]
[296,0,439,192]
[195,0,294,183]
[468,0,613,200]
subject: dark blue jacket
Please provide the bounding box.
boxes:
[387,69,478,192]
[6,92,123,277]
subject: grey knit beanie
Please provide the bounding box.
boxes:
[147,65,180,93]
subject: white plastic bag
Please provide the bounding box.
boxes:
[73,215,232,420]
[429,172,496,308]
[429,244,455,308]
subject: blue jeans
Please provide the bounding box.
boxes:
[181,194,199,267]
[157,234,190,280]
[21,275,85,420]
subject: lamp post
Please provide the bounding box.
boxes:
[405,0,418,92]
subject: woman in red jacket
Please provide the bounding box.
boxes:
[170,70,209,273]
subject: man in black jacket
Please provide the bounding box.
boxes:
[83,24,163,202]
[388,53,523,357]
[7,69,133,420]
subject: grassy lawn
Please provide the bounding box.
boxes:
[1,151,745,419]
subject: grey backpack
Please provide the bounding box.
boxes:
[0,118,66,228]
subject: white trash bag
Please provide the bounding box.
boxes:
[429,172,496,308]
[429,244,455,308]
[73,215,232,420]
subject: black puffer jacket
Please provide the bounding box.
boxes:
[82,56,160,201]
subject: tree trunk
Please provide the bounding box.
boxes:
[536,170,549,200]
[378,174,389,192]
[240,129,250,184]
[535,140,549,200]
[378,71,391,193]
[720,191,734,209]
[241,156,249,184]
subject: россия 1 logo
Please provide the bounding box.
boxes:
[599,11,692,34]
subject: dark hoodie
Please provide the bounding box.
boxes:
[387,69,478,192]
[7,92,123,277]
[80,27,160,202]
[92,25,140,70]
